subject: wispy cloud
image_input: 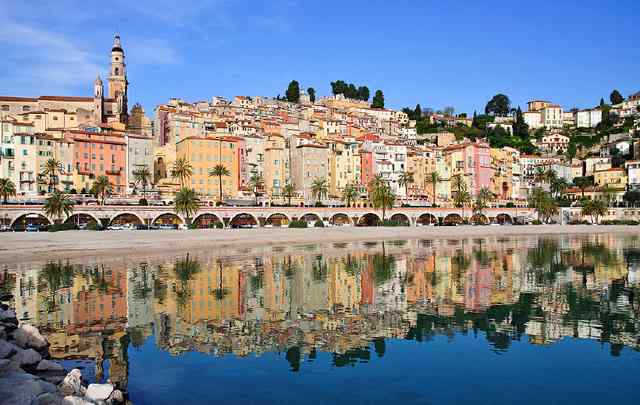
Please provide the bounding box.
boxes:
[126,38,180,65]
[0,18,102,95]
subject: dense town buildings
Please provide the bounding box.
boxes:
[1,35,639,207]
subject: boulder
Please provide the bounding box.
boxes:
[63,396,94,405]
[33,392,66,405]
[37,359,64,372]
[58,369,85,397]
[0,339,18,359]
[0,307,17,323]
[109,389,124,403]
[86,383,114,402]
[13,323,48,350]
[11,347,42,368]
[0,369,57,405]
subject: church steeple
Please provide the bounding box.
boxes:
[108,33,128,123]
[93,75,104,124]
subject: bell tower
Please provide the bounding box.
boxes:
[108,34,128,121]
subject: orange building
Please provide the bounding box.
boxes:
[70,130,127,195]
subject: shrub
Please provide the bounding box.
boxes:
[288,220,308,228]
[48,223,78,232]
[314,219,325,227]
[505,202,515,208]
[531,220,543,225]
[139,198,148,206]
[382,219,408,227]
[601,219,639,225]
[87,221,102,231]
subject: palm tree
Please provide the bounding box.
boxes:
[133,166,152,197]
[534,167,546,186]
[398,171,414,202]
[174,187,200,225]
[451,173,465,195]
[0,178,16,204]
[550,177,569,199]
[311,178,328,206]
[248,174,264,206]
[212,258,229,301]
[454,189,472,221]
[92,175,112,206]
[425,171,440,205]
[473,187,493,219]
[370,178,395,222]
[282,182,295,206]
[40,158,62,193]
[341,183,358,207]
[208,164,230,203]
[171,157,193,188]
[43,190,74,224]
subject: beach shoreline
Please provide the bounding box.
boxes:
[1,224,639,266]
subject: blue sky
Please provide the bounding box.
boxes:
[0,0,638,116]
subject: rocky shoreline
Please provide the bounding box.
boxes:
[0,300,126,405]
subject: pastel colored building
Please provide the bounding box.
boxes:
[70,130,127,195]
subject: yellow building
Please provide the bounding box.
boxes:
[176,136,240,198]
[263,133,287,197]
[594,167,627,188]
[328,140,360,197]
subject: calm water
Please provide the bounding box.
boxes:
[2,235,640,404]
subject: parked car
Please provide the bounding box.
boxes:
[0,224,12,232]
[159,223,177,230]
[107,224,124,230]
[25,224,40,232]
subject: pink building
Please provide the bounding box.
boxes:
[445,140,493,196]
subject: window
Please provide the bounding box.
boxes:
[22,149,28,156]
[1,105,8,111]
[22,106,30,112]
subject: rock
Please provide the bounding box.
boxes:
[11,347,42,368]
[63,396,94,405]
[58,369,85,397]
[86,383,114,402]
[109,388,124,403]
[0,358,11,372]
[0,294,13,303]
[0,325,6,340]
[33,392,66,405]
[37,359,64,372]
[0,307,17,323]
[13,323,48,350]
[0,339,18,359]
[0,369,57,405]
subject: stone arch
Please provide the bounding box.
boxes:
[265,213,291,227]
[389,213,410,226]
[64,213,100,226]
[110,212,144,226]
[10,213,51,230]
[300,212,322,225]
[496,213,513,224]
[443,213,463,225]
[152,212,184,225]
[192,213,224,228]
[229,213,259,228]
[470,213,489,225]
[329,213,352,226]
[358,212,381,226]
[416,213,438,226]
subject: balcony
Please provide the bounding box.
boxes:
[106,168,122,175]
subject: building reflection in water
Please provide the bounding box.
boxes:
[3,234,640,388]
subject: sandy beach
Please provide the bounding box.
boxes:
[1,224,639,265]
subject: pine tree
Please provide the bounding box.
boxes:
[286,80,300,103]
[307,87,316,103]
[372,90,385,108]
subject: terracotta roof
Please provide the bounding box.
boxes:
[0,96,38,102]
[39,96,93,102]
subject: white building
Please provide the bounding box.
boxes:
[576,109,602,128]
[625,161,640,189]
[541,105,564,128]
[523,111,543,129]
